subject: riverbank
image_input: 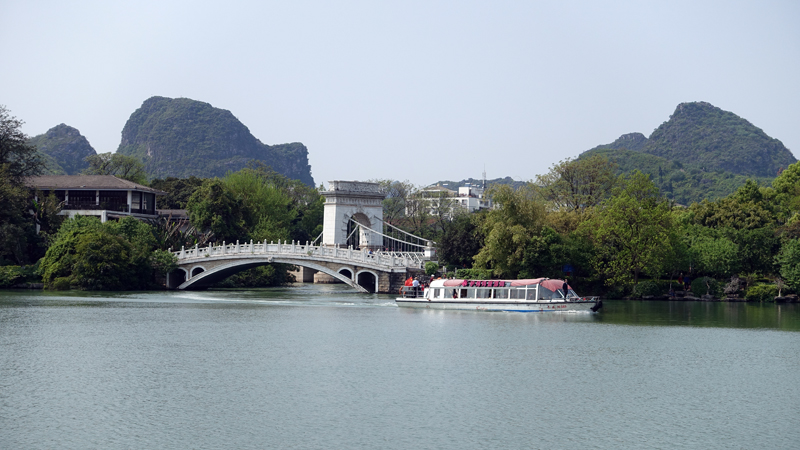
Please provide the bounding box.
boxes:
[635,290,799,303]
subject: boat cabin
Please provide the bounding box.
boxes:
[417,278,576,301]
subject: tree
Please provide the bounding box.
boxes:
[149,176,206,209]
[0,105,44,180]
[776,239,800,292]
[473,183,546,278]
[587,171,676,287]
[688,234,741,277]
[438,212,483,269]
[222,167,296,243]
[0,106,45,264]
[427,190,459,239]
[186,178,246,243]
[535,155,617,213]
[83,152,147,184]
[372,179,414,225]
[235,163,322,243]
[0,167,33,264]
[39,215,173,290]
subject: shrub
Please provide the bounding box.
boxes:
[51,277,71,291]
[425,261,439,276]
[0,266,24,288]
[691,277,722,298]
[605,285,628,299]
[0,265,40,288]
[744,283,778,302]
[632,280,665,298]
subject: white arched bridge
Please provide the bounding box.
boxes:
[167,180,436,293]
[168,240,431,293]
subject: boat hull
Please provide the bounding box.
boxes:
[395,298,598,312]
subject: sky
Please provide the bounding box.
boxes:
[2,0,798,187]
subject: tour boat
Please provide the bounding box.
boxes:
[396,278,602,312]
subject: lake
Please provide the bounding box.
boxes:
[1,284,799,449]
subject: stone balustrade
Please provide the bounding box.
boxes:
[173,240,426,269]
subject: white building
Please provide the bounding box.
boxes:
[415,183,492,219]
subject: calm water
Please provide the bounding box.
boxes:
[1,285,799,449]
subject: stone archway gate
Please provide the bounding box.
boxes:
[170,240,424,293]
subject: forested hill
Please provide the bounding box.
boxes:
[643,102,795,177]
[28,124,97,175]
[581,101,796,205]
[116,97,314,186]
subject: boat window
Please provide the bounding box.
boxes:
[433,288,441,298]
[493,289,508,299]
[460,289,469,298]
[527,289,537,300]
[445,288,456,299]
[539,286,555,300]
[476,289,491,299]
[509,288,524,299]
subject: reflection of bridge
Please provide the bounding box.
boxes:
[168,181,435,293]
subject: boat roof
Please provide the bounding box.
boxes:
[431,278,570,290]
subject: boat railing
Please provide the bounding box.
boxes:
[399,286,425,299]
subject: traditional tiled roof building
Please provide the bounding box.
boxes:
[26,175,166,223]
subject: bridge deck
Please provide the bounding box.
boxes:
[174,241,426,270]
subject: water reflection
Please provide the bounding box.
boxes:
[598,299,800,331]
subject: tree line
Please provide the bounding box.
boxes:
[4,103,800,299]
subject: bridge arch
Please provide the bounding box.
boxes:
[355,269,379,293]
[178,258,370,292]
[347,212,372,249]
[191,266,206,277]
[337,267,354,280]
[167,268,188,289]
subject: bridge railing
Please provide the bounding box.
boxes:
[173,240,426,269]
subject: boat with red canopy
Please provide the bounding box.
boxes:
[396,278,601,312]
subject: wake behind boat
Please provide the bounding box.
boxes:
[396,278,602,312]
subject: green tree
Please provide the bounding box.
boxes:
[241,163,324,243]
[83,152,147,184]
[689,234,741,277]
[776,239,800,292]
[0,105,45,180]
[70,230,140,290]
[588,171,676,287]
[39,215,173,290]
[149,176,206,209]
[222,167,296,243]
[535,155,617,213]
[473,183,546,278]
[0,106,46,264]
[186,178,246,243]
[438,212,483,269]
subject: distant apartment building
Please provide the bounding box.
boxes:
[414,182,492,219]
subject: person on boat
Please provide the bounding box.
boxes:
[562,278,569,300]
[412,277,421,297]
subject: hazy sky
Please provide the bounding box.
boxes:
[2,0,798,187]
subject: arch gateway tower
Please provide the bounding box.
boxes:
[321,180,385,250]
